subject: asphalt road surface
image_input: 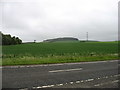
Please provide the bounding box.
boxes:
[2,60,119,89]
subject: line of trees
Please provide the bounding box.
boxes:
[1,32,22,45]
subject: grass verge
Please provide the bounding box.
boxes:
[2,55,118,66]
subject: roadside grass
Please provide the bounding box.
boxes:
[2,54,118,66]
[2,41,119,66]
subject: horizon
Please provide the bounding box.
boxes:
[1,32,118,42]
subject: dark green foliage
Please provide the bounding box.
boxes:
[1,32,22,45]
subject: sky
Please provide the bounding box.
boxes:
[0,0,119,42]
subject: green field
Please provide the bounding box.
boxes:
[2,41,119,66]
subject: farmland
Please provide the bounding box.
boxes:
[2,41,119,66]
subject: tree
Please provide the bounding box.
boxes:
[2,32,22,45]
[12,36,16,45]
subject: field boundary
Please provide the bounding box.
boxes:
[1,60,119,68]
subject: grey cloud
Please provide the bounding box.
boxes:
[1,0,118,42]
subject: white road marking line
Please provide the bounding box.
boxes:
[81,80,84,82]
[33,79,119,88]
[94,80,119,87]
[70,82,74,84]
[97,74,119,79]
[6,66,18,68]
[65,60,119,65]
[109,60,117,62]
[36,86,42,88]
[33,85,55,89]
[114,74,120,77]
[42,86,50,88]
[112,80,119,83]
[42,85,54,88]
[48,64,63,66]
[32,87,37,89]
[76,81,80,83]
[3,60,119,68]
[49,68,82,73]
[49,85,55,87]
[85,79,93,82]
[94,84,101,86]
[87,79,94,81]
[19,88,28,90]
[57,84,63,86]
[2,64,63,69]
[20,74,120,89]
[97,77,100,79]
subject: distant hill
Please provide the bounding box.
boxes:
[43,37,79,42]
[80,40,99,42]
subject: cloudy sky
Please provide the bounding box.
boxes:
[1,0,119,42]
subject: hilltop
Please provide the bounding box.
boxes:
[43,37,79,42]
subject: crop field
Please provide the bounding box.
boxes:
[2,41,119,66]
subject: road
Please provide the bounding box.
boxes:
[2,60,119,89]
